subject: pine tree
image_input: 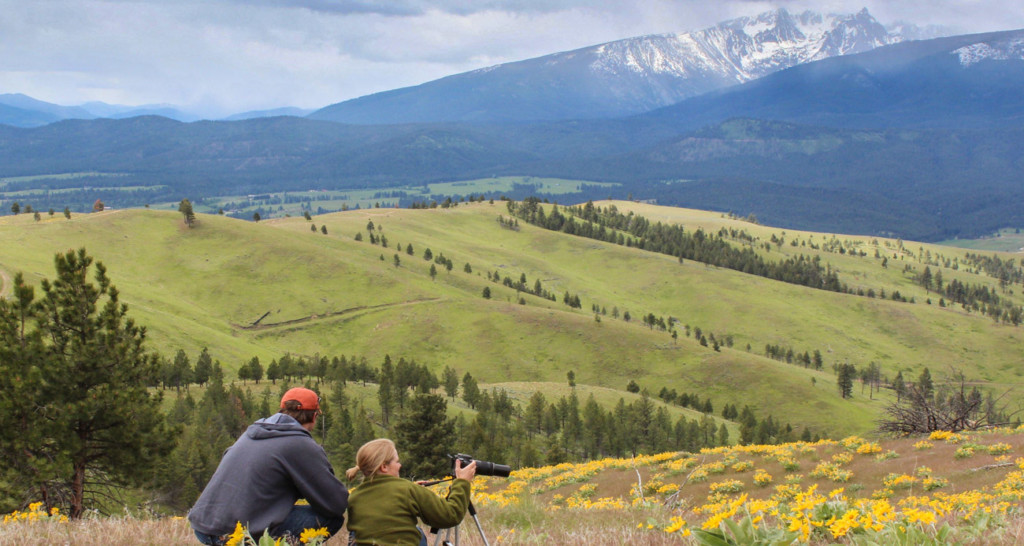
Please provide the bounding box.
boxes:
[442,366,459,400]
[237,361,251,382]
[581,394,605,458]
[837,363,856,399]
[178,199,196,227]
[351,403,376,451]
[13,249,178,517]
[918,368,934,400]
[325,384,355,472]
[717,423,730,446]
[462,373,480,409]
[393,394,456,480]
[193,347,213,386]
[893,371,906,402]
[169,349,192,391]
[249,356,264,384]
[0,273,52,512]
[378,356,395,425]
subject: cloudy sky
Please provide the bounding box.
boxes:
[2,0,1020,117]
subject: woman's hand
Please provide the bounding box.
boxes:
[454,458,477,481]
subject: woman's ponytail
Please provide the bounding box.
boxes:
[349,438,397,482]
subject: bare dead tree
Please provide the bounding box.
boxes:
[878,371,1018,435]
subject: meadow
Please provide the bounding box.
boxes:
[1,201,1022,437]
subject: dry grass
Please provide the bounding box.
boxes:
[8,509,1024,545]
[0,514,681,545]
[6,504,1024,545]
[0,516,193,546]
[7,431,1024,545]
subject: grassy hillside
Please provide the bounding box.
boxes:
[1,202,1022,435]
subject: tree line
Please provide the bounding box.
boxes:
[507,199,846,294]
[913,266,1023,325]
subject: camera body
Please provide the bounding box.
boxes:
[448,453,511,478]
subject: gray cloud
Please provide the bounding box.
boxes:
[230,0,620,16]
[239,0,425,16]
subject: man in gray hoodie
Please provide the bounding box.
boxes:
[188,387,349,545]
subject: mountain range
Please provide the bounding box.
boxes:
[309,8,926,124]
[633,29,1024,131]
[0,93,203,127]
[1,8,938,129]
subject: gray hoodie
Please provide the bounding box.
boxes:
[188,413,349,536]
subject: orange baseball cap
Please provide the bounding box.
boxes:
[280,387,320,411]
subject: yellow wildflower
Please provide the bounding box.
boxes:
[299,527,330,543]
[663,516,686,533]
[225,522,246,546]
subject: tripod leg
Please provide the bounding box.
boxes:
[432,527,454,546]
[468,513,489,546]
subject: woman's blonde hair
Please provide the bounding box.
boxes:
[346,438,397,482]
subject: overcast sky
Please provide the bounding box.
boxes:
[1,0,1021,117]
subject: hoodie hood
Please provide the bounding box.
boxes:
[245,412,312,441]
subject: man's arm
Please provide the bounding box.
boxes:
[289,442,349,517]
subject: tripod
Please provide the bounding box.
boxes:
[430,501,489,546]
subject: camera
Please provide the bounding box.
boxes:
[449,453,511,478]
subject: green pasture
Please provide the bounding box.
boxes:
[2,185,164,198]
[0,171,127,184]
[153,177,614,220]
[171,189,403,217]
[938,228,1024,253]
[1,203,1022,437]
[427,176,617,196]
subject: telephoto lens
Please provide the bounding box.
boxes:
[450,453,511,478]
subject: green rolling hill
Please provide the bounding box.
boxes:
[1,201,1022,437]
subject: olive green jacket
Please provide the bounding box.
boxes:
[347,475,471,545]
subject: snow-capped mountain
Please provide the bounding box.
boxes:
[591,8,892,87]
[634,29,1024,132]
[311,7,926,124]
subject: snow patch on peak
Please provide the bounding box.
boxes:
[954,38,1024,67]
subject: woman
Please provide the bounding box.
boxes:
[346,438,476,546]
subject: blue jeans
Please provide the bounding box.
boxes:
[193,505,345,544]
[272,504,346,541]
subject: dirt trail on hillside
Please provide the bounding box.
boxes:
[234,297,440,331]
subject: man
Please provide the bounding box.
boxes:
[189,387,349,545]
